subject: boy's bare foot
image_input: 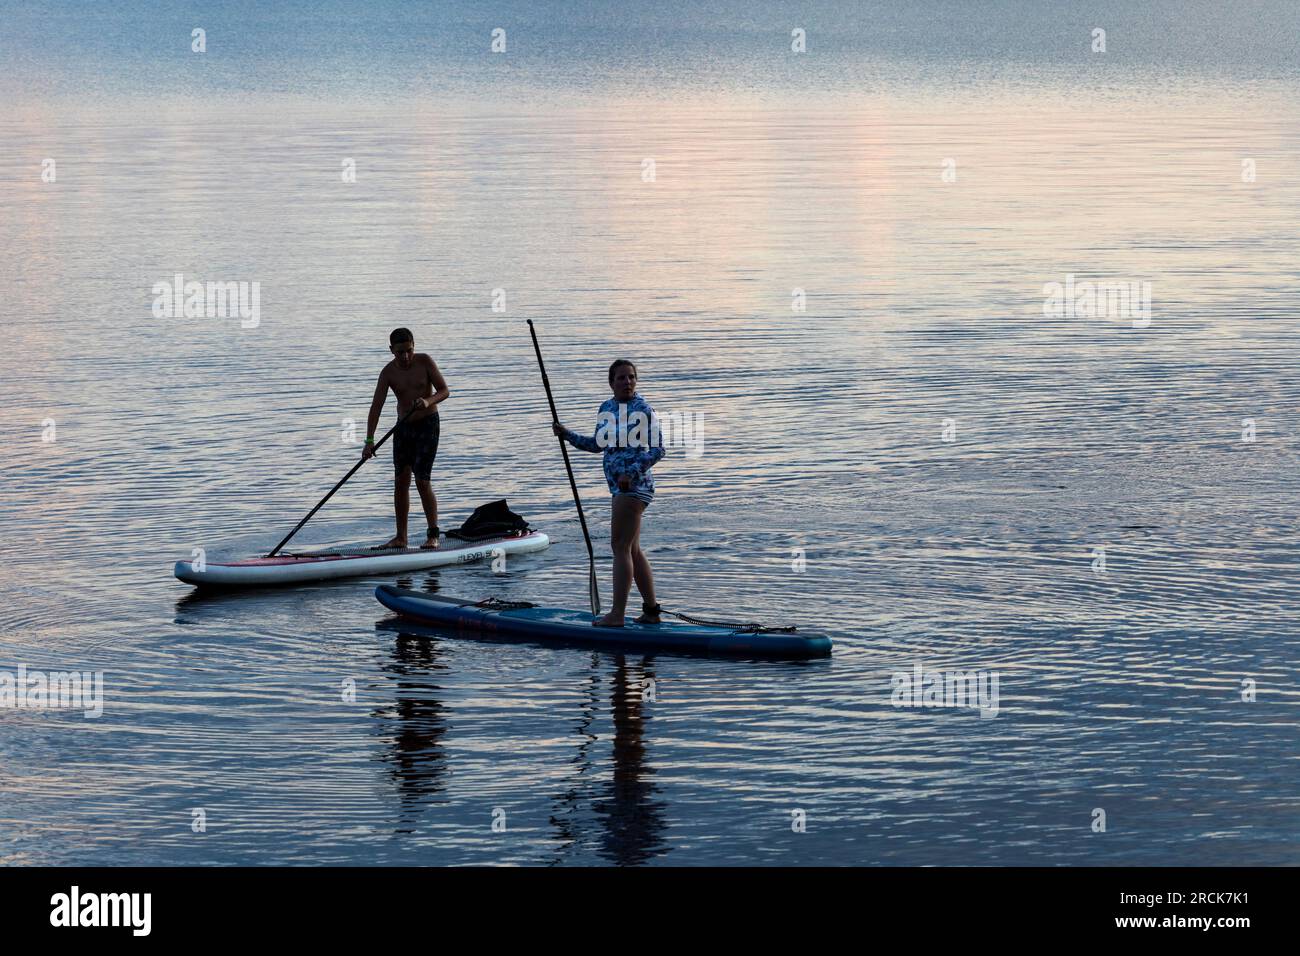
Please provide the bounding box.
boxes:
[376,536,407,550]
[421,527,440,550]
[592,613,626,628]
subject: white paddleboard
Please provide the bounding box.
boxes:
[174,531,550,587]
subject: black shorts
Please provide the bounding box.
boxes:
[392,414,439,481]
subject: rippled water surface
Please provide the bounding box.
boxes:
[1,1,1298,865]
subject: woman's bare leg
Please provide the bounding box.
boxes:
[595,496,645,626]
[631,516,657,621]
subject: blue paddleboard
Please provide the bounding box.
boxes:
[374,585,832,659]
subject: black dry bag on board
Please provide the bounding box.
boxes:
[446,499,531,542]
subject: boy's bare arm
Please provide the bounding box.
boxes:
[417,356,450,408]
[364,369,388,451]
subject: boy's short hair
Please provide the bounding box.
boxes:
[390,327,414,347]
[608,359,637,384]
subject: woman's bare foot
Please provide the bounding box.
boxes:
[421,528,440,550]
[376,536,407,550]
[592,613,626,628]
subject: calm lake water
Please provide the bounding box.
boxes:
[1,1,1298,865]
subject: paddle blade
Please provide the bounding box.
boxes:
[588,567,601,616]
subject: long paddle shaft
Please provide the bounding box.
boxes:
[266,405,420,557]
[527,320,601,615]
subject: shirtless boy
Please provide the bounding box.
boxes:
[362,328,450,549]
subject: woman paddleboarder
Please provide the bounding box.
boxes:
[553,359,665,627]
